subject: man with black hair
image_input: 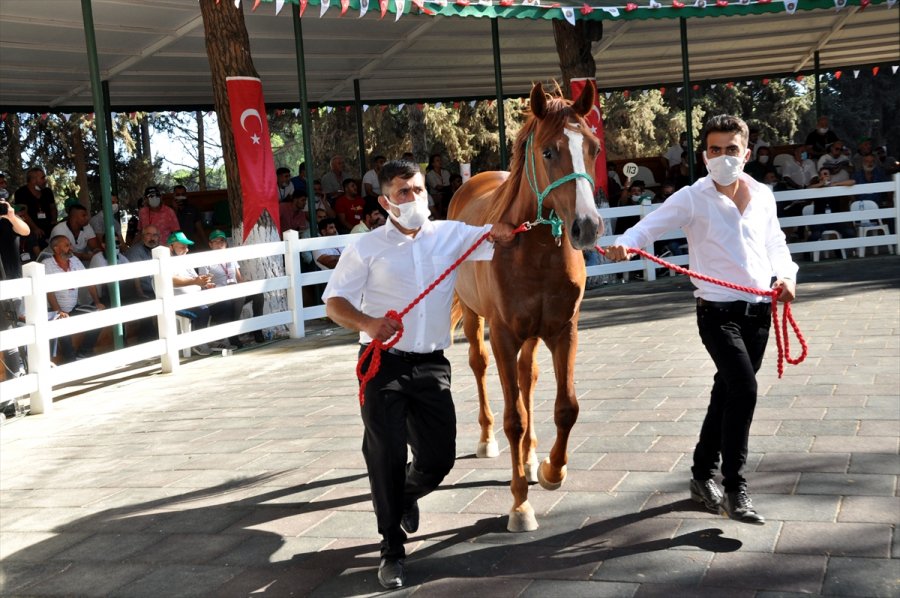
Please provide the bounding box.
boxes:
[350,203,385,234]
[607,114,798,526]
[323,160,515,589]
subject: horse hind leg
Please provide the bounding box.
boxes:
[518,338,540,483]
[462,305,498,458]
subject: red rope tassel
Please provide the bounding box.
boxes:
[597,246,808,377]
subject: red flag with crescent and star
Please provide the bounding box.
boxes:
[226,76,280,241]
[570,77,608,197]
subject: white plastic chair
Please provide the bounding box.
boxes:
[634,165,658,188]
[175,315,192,358]
[802,204,847,262]
[849,200,894,257]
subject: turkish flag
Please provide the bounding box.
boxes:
[570,78,608,197]
[226,76,280,241]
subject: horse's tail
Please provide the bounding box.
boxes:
[450,293,464,341]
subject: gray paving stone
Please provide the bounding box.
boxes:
[837,496,900,524]
[109,563,239,598]
[776,522,893,557]
[822,556,900,597]
[702,553,827,593]
[848,453,900,475]
[519,578,638,598]
[591,550,713,585]
[756,452,850,473]
[17,562,152,597]
[796,472,897,496]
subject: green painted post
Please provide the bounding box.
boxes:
[679,18,695,183]
[491,18,508,170]
[354,79,367,180]
[292,2,317,238]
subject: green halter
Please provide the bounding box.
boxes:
[524,132,595,240]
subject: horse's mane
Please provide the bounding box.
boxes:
[484,92,584,225]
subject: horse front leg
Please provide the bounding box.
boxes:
[462,306,498,458]
[518,338,539,483]
[489,325,535,532]
[537,321,580,491]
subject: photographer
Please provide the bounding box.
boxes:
[0,191,31,387]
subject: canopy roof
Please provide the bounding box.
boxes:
[0,0,896,110]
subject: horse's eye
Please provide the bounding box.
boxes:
[542,149,553,160]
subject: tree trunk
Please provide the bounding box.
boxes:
[198,0,286,325]
[71,121,91,209]
[552,21,597,93]
[407,105,427,163]
[6,114,24,185]
[140,116,152,161]
[196,110,207,191]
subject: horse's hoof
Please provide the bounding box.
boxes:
[476,440,499,458]
[537,458,566,491]
[507,502,539,532]
[525,460,539,483]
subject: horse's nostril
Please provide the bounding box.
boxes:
[571,220,581,239]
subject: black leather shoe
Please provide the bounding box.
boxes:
[720,489,765,525]
[690,478,723,513]
[378,557,405,589]
[400,500,419,534]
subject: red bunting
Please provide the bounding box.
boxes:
[625,2,638,10]
[716,0,728,5]
[0,113,6,121]
[872,66,880,76]
[500,0,514,5]
[834,70,842,79]
[659,87,666,94]
[726,82,734,88]
[300,0,307,16]
[672,0,685,7]
[795,74,805,82]
[340,0,349,14]
[623,90,631,98]
[456,0,470,5]
[252,0,261,10]
[860,0,870,9]
[379,0,388,17]
[692,84,700,91]
[345,106,351,113]
[762,78,770,85]
[581,3,593,13]
[757,0,771,3]
[453,101,460,110]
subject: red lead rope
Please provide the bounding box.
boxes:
[596,245,808,378]
[355,223,532,406]
[355,224,807,405]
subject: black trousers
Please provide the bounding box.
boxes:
[358,346,456,560]
[692,301,771,492]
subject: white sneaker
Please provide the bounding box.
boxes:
[192,344,211,356]
[209,341,235,351]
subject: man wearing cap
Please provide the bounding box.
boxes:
[200,230,265,347]
[166,231,214,357]
[137,186,179,246]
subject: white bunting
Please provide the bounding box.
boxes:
[394,0,405,20]
[292,108,300,116]
[833,0,846,10]
[601,7,620,16]
[888,0,896,7]
[468,100,476,108]
[853,69,860,78]
[711,84,717,89]
[694,0,706,8]
[605,92,612,99]
[320,0,330,17]
[326,106,334,113]
[783,0,798,14]
[62,113,72,121]
[648,0,662,8]
[360,0,370,16]
[522,0,540,5]
[363,104,370,111]
[562,6,576,24]
[435,102,442,108]
[432,0,447,6]
[676,87,683,92]
[110,112,118,120]
[275,0,285,14]
[478,0,492,5]
[234,0,241,7]
[893,65,899,75]
[738,0,750,4]
[398,103,406,110]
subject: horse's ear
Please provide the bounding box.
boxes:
[530,82,547,119]
[571,80,596,117]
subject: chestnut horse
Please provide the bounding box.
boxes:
[449,82,602,532]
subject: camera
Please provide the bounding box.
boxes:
[0,202,8,216]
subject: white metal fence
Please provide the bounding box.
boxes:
[1,176,897,414]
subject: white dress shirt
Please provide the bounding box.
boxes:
[781,158,818,187]
[615,173,798,303]
[323,218,494,353]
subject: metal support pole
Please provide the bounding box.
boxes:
[354,79,367,180]
[101,81,118,196]
[814,51,822,119]
[679,18,695,183]
[82,0,123,348]
[292,4,317,238]
[491,18,508,170]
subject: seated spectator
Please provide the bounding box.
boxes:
[425,154,452,218]
[614,179,651,236]
[745,146,776,182]
[664,132,687,168]
[804,115,838,159]
[312,218,341,270]
[817,140,852,183]
[279,190,310,236]
[852,137,882,173]
[321,155,351,203]
[805,168,855,244]
[290,162,308,199]
[173,185,206,245]
[50,204,99,264]
[89,194,125,250]
[311,179,336,219]
[138,186,179,246]
[362,155,386,199]
[748,127,770,160]
[782,145,818,189]
[277,167,294,203]
[166,231,213,357]
[350,203,386,234]
[656,181,676,203]
[334,179,365,233]
[89,241,129,304]
[44,235,104,362]
[199,229,265,348]
[875,145,899,175]
[853,154,893,233]
[667,151,692,189]
[124,225,160,342]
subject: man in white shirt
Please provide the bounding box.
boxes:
[166,231,214,356]
[781,145,818,189]
[816,140,852,183]
[664,132,687,168]
[323,160,514,590]
[50,204,99,264]
[362,155,386,199]
[320,155,352,203]
[89,194,124,250]
[312,218,342,270]
[606,115,798,527]
[349,204,385,234]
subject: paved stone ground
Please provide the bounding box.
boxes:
[1,255,898,597]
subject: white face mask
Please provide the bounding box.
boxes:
[147,196,161,208]
[704,152,745,187]
[111,204,119,214]
[385,196,430,230]
[758,155,769,164]
[817,127,828,135]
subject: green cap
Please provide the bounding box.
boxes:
[166,231,194,246]
[208,229,227,241]
[12,204,27,213]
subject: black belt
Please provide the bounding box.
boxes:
[360,344,443,362]
[696,297,771,316]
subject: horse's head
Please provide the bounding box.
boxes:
[525,81,603,250]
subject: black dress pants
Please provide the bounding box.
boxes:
[692,301,771,492]
[358,347,456,560]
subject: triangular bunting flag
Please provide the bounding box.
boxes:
[853,69,860,78]
[649,0,662,8]
[783,0,798,13]
[300,0,308,15]
[234,0,241,7]
[379,0,389,18]
[363,104,369,111]
[292,108,300,116]
[275,0,285,14]
[893,65,899,75]
[601,7,620,16]
[110,111,118,120]
[398,103,406,110]
[62,113,72,121]
[605,92,612,99]
[833,0,846,10]
[360,0,369,15]
[435,102,442,108]
[341,0,349,14]
[320,0,330,17]
[676,86,683,92]
[872,66,880,76]
[562,6,576,24]
[711,84,717,89]
[468,100,476,108]
[394,0,406,20]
